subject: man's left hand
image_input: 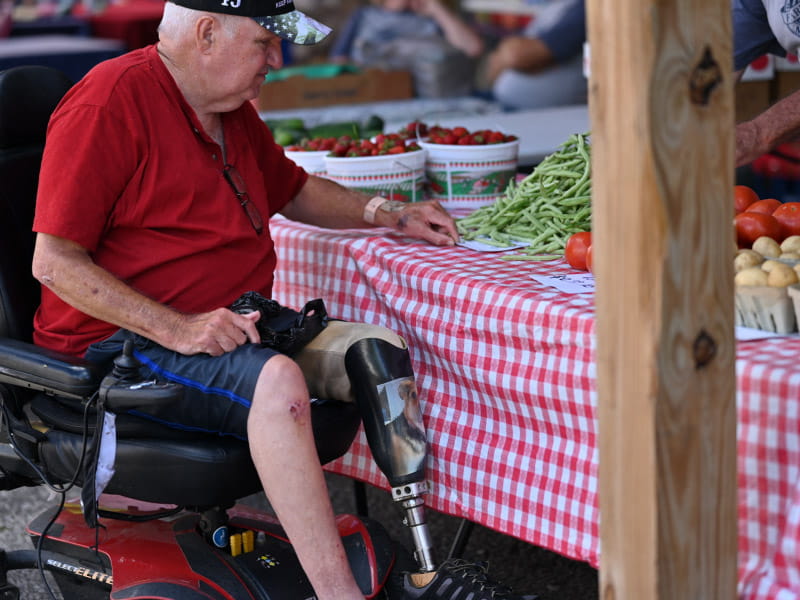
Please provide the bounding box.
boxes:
[374,199,459,246]
[284,176,459,245]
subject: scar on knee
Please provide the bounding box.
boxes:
[288,401,307,420]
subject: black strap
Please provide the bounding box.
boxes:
[80,395,106,529]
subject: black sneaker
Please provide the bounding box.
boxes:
[401,558,538,600]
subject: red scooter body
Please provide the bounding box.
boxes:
[25,495,398,600]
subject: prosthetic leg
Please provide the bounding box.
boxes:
[345,338,436,572]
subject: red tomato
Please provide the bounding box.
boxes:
[565,231,592,271]
[745,198,781,215]
[734,185,760,214]
[773,202,800,238]
[586,245,594,274]
[734,212,783,247]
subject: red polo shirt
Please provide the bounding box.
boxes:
[33,45,308,356]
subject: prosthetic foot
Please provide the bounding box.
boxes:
[345,338,436,572]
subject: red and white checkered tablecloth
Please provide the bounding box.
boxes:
[270,216,800,600]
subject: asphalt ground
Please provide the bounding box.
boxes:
[1,473,599,599]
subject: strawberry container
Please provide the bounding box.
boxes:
[284,149,329,176]
[323,149,426,203]
[418,139,519,210]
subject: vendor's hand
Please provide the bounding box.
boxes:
[487,37,553,84]
[170,309,261,357]
[375,199,459,246]
[486,37,523,83]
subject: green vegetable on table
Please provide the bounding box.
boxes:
[272,127,308,146]
[264,115,386,146]
[264,118,309,146]
[263,117,305,131]
[307,121,362,140]
[456,132,592,260]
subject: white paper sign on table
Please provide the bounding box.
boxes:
[531,273,595,294]
[735,326,798,341]
[457,238,529,253]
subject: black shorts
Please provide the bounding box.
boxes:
[85,322,407,441]
[86,329,279,440]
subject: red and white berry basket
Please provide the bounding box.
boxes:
[408,124,519,211]
[323,149,427,203]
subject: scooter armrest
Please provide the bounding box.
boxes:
[0,337,104,400]
[101,379,184,413]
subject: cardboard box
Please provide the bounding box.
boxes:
[774,71,800,102]
[736,80,771,123]
[256,68,413,111]
[735,66,800,123]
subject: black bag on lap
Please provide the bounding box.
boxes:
[229,291,328,356]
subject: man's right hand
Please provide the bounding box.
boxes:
[174,309,261,356]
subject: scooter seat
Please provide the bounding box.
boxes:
[30,394,361,507]
[41,427,263,506]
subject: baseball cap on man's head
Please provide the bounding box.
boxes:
[168,0,332,45]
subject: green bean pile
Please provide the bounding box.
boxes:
[456,132,591,260]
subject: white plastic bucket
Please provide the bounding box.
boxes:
[418,140,520,209]
[284,149,329,176]
[323,149,427,202]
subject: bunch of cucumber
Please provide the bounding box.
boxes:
[264,115,385,147]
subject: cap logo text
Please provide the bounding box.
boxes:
[221,0,241,8]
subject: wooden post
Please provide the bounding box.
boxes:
[587,0,738,598]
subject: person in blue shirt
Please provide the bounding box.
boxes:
[486,0,586,110]
[328,0,485,97]
[329,0,484,64]
[734,0,800,166]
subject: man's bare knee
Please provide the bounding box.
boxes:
[252,354,311,422]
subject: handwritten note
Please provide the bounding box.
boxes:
[531,273,595,294]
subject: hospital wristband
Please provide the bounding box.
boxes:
[363,196,390,225]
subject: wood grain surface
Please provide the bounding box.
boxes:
[587,0,738,598]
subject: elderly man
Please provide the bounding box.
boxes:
[27,0,509,598]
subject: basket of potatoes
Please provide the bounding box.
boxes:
[734,234,800,333]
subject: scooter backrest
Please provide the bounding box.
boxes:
[0,65,73,341]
